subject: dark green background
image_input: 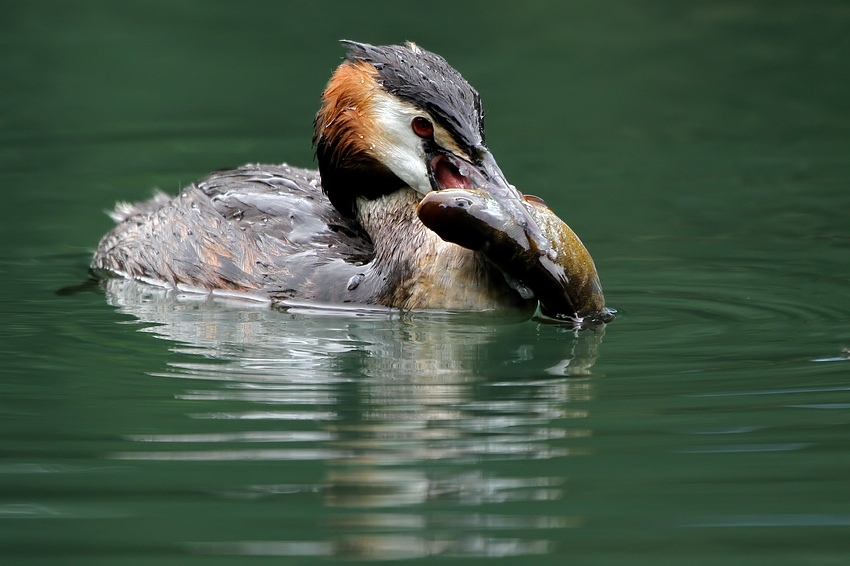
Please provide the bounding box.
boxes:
[2,1,849,564]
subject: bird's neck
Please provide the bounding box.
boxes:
[355,189,530,312]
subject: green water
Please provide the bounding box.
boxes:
[2,1,850,564]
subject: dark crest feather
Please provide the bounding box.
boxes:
[341,40,486,155]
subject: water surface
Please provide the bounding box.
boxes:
[2,2,850,564]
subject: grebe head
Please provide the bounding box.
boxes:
[314,40,547,252]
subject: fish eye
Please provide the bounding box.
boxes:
[411,116,434,139]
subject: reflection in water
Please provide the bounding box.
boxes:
[105,280,603,559]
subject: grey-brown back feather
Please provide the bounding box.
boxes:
[92,163,374,300]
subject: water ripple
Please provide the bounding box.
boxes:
[112,448,345,461]
[0,503,127,519]
[185,535,555,559]
[677,443,811,454]
[98,277,607,560]
[682,514,850,528]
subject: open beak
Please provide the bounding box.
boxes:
[419,148,610,323]
[427,147,551,257]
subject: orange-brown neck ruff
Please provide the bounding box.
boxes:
[314,61,405,217]
[315,61,378,167]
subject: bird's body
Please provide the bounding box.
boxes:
[93,163,527,311]
[92,41,607,320]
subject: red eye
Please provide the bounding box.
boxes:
[411,116,434,139]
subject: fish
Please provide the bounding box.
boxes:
[417,188,610,323]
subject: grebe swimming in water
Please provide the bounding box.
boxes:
[92,41,608,322]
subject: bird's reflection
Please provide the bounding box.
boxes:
[105,280,604,559]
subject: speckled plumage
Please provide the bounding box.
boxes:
[92,163,531,311]
[93,165,363,299]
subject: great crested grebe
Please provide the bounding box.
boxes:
[92,41,608,321]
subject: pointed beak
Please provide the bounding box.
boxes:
[428,147,551,257]
[475,149,550,254]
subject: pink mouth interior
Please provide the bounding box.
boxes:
[432,155,474,190]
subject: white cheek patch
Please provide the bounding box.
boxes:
[369,94,432,194]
